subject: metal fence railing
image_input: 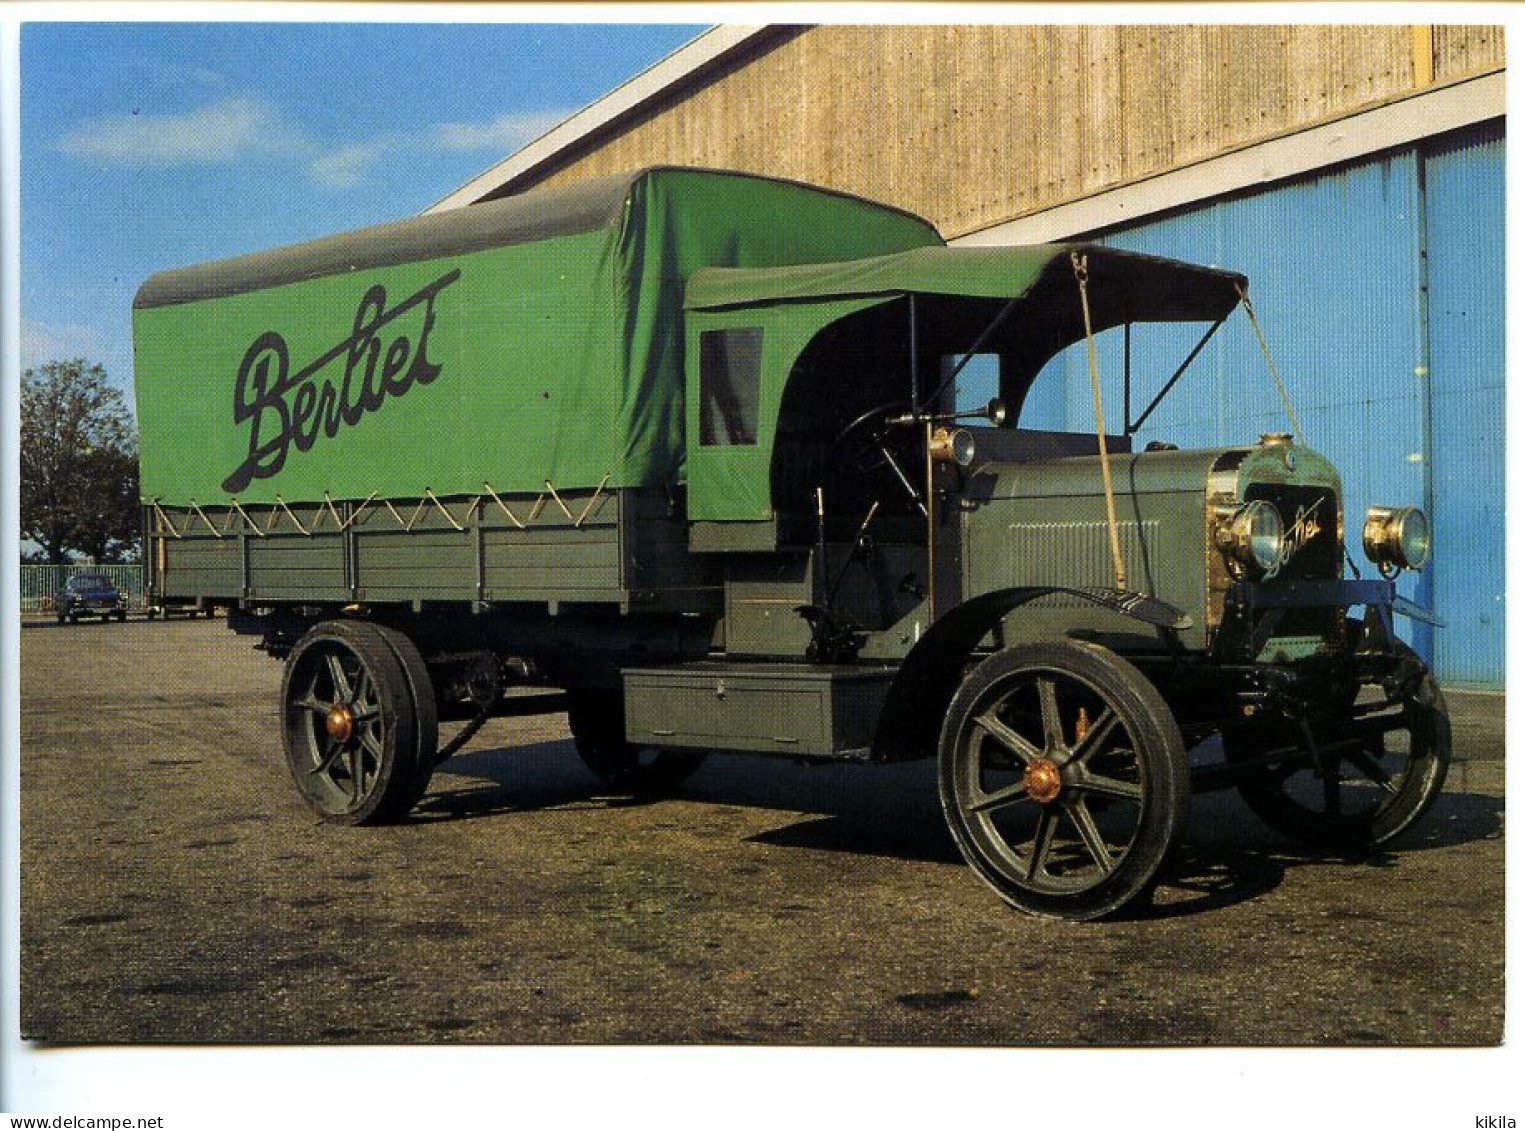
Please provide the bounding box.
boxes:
[20,563,146,613]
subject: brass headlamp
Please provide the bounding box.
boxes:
[1362,505,1430,573]
[1214,500,1285,576]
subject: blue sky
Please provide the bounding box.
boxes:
[19,22,703,403]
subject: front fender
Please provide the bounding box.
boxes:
[871,587,1189,762]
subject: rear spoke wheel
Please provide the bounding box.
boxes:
[280,621,433,825]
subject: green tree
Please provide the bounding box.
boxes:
[20,359,140,564]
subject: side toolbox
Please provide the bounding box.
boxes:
[622,662,895,761]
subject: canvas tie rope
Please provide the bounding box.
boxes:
[482,482,527,529]
[574,473,612,528]
[187,500,223,538]
[272,496,311,536]
[159,480,605,546]
[424,489,465,532]
[322,490,377,532]
[1235,283,1306,447]
[1071,252,1129,592]
[228,498,268,537]
[543,479,575,521]
[150,500,184,539]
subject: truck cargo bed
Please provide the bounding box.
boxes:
[146,486,719,614]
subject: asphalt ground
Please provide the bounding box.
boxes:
[19,616,1504,1046]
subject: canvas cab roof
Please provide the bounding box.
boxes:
[686,244,1246,321]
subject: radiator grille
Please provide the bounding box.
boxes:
[1242,483,1342,581]
[999,520,1163,599]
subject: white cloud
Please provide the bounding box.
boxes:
[58,95,313,166]
[309,144,383,188]
[20,318,109,369]
[58,94,576,190]
[430,109,570,152]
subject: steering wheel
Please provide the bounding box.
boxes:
[830,402,918,475]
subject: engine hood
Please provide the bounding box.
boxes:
[972,441,1340,503]
[973,446,1235,502]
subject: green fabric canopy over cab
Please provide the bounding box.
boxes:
[681,243,1246,522]
[132,167,940,507]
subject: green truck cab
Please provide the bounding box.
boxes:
[134,167,1447,920]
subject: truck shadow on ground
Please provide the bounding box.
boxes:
[425,737,1503,920]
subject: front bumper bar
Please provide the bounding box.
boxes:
[1227,577,1440,661]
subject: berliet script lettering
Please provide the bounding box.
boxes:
[220,268,462,494]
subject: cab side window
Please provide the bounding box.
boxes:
[699,327,763,446]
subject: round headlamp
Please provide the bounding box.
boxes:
[1217,500,1285,576]
[1363,505,1430,572]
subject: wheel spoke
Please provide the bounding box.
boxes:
[346,743,365,801]
[1321,763,1342,816]
[353,670,373,711]
[1025,808,1060,880]
[1069,707,1120,765]
[975,712,1042,766]
[295,693,330,717]
[1076,770,1143,803]
[309,736,344,777]
[1356,713,1411,737]
[360,726,383,759]
[325,652,353,703]
[1066,797,1115,873]
[1348,747,1399,796]
[1036,678,1064,751]
[966,778,1034,814]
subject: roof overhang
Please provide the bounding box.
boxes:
[686,244,1246,323]
[424,25,787,214]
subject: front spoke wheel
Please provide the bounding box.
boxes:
[1224,639,1450,850]
[938,642,1189,921]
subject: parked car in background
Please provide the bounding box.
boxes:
[56,573,128,624]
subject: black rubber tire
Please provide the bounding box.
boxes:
[568,691,706,793]
[368,622,440,794]
[1225,641,1450,850]
[55,614,66,626]
[938,641,1191,921]
[115,611,127,622]
[280,619,431,825]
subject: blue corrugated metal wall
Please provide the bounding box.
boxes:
[1023,123,1504,687]
[1421,128,1506,687]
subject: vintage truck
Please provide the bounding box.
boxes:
[133,166,1447,920]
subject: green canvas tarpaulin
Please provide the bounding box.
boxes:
[133,167,939,506]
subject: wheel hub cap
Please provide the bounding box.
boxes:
[325,703,355,744]
[1024,758,1063,803]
